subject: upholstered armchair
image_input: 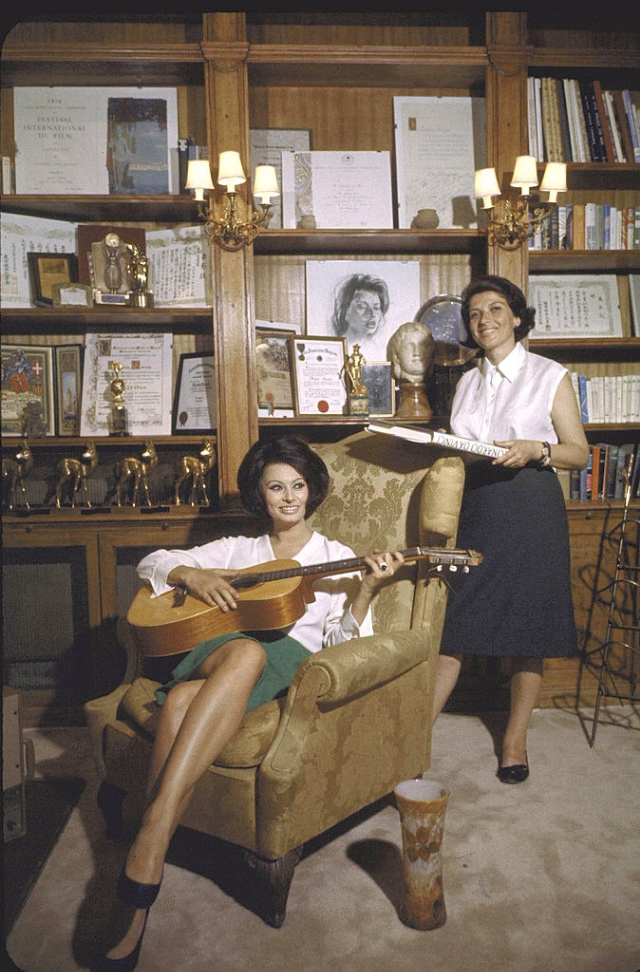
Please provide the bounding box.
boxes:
[84,430,465,926]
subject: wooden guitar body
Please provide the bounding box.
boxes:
[127,560,315,657]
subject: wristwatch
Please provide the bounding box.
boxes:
[539,442,552,467]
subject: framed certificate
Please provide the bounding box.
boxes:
[54,344,83,436]
[1,344,56,436]
[291,336,347,416]
[256,331,295,411]
[173,352,217,433]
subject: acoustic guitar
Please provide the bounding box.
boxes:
[127,546,482,657]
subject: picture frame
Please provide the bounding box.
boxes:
[291,335,348,416]
[362,362,395,417]
[27,252,77,307]
[54,344,83,436]
[172,352,217,433]
[1,344,56,436]
[256,331,295,411]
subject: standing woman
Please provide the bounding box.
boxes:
[433,275,589,783]
[92,435,403,971]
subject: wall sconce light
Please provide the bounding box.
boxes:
[185,151,279,251]
[475,157,567,250]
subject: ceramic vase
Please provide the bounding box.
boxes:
[394,778,450,930]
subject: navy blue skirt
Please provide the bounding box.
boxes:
[439,464,578,658]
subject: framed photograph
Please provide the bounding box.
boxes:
[54,345,83,436]
[172,352,217,433]
[27,252,77,307]
[256,331,295,411]
[1,344,56,436]
[362,362,395,417]
[291,336,348,416]
[52,282,94,308]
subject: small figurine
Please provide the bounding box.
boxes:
[127,244,154,308]
[2,440,33,510]
[108,360,129,436]
[344,343,369,416]
[48,440,98,508]
[112,440,158,507]
[173,438,216,507]
[20,400,47,438]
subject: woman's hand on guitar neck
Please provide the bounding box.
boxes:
[167,565,240,612]
[350,549,405,627]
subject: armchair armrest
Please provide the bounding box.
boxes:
[298,627,433,706]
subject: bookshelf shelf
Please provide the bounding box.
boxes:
[1,307,212,334]
[529,251,640,271]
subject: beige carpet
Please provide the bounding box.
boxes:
[5,704,640,972]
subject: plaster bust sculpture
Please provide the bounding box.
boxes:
[387,321,435,419]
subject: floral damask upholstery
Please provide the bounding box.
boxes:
[84,429,465,925]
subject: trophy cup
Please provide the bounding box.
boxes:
[92,232,131,305]
[109,360,129,436]
[345,344,369,416]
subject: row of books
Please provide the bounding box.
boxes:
[570,373,640,425]
[568,442,639,502]
[530,204,640,251]
[528,78,640,164]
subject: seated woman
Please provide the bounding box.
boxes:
[92,434,404,972]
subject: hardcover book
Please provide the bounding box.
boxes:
[366,421,507,459]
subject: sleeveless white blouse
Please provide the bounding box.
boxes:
[450,341,567,445]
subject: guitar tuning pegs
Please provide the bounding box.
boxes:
[449,564,458,572]
[436,564,443,571]
[463,566,469,573]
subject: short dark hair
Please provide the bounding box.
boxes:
[237,435,330,518]
[461,274,536,345]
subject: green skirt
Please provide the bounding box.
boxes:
[154,631,312,712]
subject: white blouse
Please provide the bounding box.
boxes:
[450,341,567,445]
[136,530,373,654]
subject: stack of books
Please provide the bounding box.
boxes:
[570,372,640,424]
[571,442,639,502]
[530,203,640,251]
[528,78,640,164]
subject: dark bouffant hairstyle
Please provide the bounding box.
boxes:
[461,274,536,347]
[237,435,330,519]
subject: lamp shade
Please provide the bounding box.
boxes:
[253,164,280,202]
[218,151,246,191]
[185,160,214,201]
[539,161,567,202]
[510,155,539,194]
[474,167,501,209]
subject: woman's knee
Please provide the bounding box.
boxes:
[161,681,199,728]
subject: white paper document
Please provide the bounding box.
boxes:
[282,151,393,229]
[0,213,77,307]
[250,128,310,229]
[14,87,179,195]
[394,96,486,229]
[80,333,173,437]
[528,275,623,339]
[145,226,212,306]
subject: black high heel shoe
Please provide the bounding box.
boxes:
[497,754,529,785]
[91,871,162,972]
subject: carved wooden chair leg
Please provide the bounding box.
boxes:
[244,846,303,928]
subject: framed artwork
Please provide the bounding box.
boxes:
[305,259,421,361]
[291,336,348,416]
[52,282,94,308]
[172,352,217,433]
[54,344,83,436]
[256,331,295,411]
[1,344,56,436]
[27,252,77,307]
[362,362,395,417]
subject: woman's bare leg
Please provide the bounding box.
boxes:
[501,657,543,767]
[102,638,265,961]
[432,654,463,722]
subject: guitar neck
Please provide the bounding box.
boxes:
[231,547,479,589]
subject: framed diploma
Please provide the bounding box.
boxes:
[173,352,217,433]
[528,275,623,339]
[1,344,56,436]
[291,336,348,416]
[362,362,395,417]
[256,331,295,411]
[54,344,83,436]
[27,252,77,307]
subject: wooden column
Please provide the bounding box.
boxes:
[202,13,258,508]
[485,11,529,293]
